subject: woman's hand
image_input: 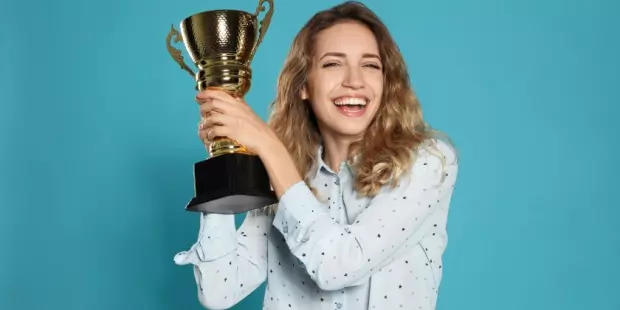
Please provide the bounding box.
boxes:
[196,88,304,198]
[196,89,275,155]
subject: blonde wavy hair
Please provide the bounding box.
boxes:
[266,1,454,206]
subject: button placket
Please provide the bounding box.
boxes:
[282,220,288,234]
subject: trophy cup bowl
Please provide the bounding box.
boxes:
[166,0,277,214]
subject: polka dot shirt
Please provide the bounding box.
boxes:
[174,139,459,310]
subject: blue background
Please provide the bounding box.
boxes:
[1,0,618,309]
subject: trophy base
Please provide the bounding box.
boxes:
[186,153,278,214]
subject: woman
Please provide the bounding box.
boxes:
[174,1,459,309]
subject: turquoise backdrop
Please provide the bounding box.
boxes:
[1,0,618,309]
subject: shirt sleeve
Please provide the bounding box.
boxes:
[173,209,272,309]
[272,142,459,291]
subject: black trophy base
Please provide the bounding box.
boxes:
[185,153,278,214]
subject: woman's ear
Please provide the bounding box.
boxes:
[300,85,309,100]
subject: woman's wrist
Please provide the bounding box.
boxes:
[256,130,303,199]
[253,127,282,159]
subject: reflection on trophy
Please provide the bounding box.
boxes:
[166,0,277,214]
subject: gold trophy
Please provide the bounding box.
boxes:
[166,0,277,214]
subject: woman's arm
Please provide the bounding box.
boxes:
[257,138,458,291]
[174,210,271,309]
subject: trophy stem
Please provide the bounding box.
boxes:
[209,137,255,157]
[196,76,256,158]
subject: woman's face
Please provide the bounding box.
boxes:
[302,21,384,140]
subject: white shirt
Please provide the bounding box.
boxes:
[174,139,458,310]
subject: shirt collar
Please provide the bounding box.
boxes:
[309,145,354,180]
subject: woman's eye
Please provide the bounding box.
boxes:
[364,63,381,70]
[322,62,339,68]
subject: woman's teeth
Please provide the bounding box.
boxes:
[333,97,368,116]
[333,98,367,106]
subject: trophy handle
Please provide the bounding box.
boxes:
[248,0,274,64]
[166,24,195,78]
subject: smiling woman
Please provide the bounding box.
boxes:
[175,1,459,310]
[301,21,384,141]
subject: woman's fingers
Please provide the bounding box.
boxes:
[203,113,231,128]
[197,89,237,104]
[198,113,233,143]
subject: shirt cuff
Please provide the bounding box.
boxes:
[273,181,325,249]
[174,213,237,265]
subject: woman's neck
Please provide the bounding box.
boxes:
[320,131,361,172]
